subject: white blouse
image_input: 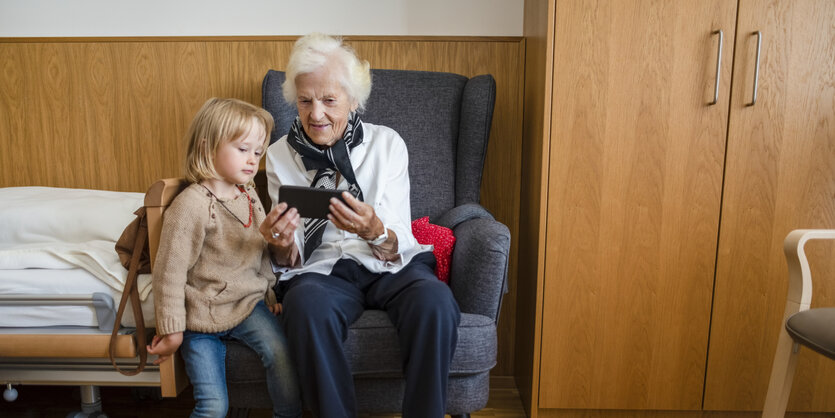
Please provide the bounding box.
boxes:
[265,122,431,281]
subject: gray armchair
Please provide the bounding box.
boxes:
[228,69,510,417]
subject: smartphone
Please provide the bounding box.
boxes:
[278,185,347,219]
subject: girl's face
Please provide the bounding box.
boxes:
[295,65,358,148]
[213,118,265,186]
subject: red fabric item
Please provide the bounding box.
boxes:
[411,217,455,284]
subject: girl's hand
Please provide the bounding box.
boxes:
[146,332,183,365]
[328,192,384,241]
[268,303,283,315]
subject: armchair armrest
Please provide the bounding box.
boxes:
[433,204,510,323]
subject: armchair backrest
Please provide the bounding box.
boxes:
[261,69,496,220]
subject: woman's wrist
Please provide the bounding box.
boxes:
[364,222,389,245]
[358,217,386,241]
[370,228,399,260]
[270,242,299,267]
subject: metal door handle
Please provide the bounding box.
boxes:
[710,30,723,105]
[747,31,762,106]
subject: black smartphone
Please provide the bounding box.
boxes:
[278,185,347,219]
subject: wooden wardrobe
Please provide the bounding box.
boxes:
[515,0,835,416]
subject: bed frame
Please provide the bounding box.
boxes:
[0,179,188,416]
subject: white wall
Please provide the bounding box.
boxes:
[0,0,523,37]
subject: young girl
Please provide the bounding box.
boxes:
[147,97,302,418]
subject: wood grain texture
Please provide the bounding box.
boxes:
[538,0,735,410]
[704,0,835,411]
[0,333,137,358]
[159,352,188,398]
[515,0,554,416]
[0,36,523,376]
[536,410,834,418]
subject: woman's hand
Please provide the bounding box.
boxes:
[260,203,301,266]
[329,192,399,260]
[146,332,183,365]
[268,303,283,315]
[328,192,383,240]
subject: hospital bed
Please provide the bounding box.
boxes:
[0,182,188,417]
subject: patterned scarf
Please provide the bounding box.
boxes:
[286,112,364,261]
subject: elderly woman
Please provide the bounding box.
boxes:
[259,33,461,418]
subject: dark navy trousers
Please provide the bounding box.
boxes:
[280,252,460,418]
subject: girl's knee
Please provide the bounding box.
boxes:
[260,337,293,371]
[193,396,229,418]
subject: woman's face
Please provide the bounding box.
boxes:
[295,65,358,148]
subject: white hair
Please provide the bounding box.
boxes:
[282,33,372,112]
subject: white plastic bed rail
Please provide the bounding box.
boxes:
[0,293,117,331]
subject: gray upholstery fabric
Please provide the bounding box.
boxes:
[432,202,510,320]
[446,216,511,321]
[456,75,495,206]
[432,202,495,229]
[360,69,462,219]
[260,71,297,142]
[353,373,490,414]
[228,372,490,415]
[245,68,506,414]
[786,307,835,360]
[229,372,490,415]
[226,311,496,397]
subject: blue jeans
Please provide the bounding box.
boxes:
[180,301,302,418]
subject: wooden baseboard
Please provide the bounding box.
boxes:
[535,410,834,418]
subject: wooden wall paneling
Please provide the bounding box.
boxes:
[538,0,733,410]
[0,44,25,188]
[704,0,835,411]
[82,43,120,191]
[128,42,186,189]
[0,37,523,377]
[32,43,79,189]
[515,0,555,415]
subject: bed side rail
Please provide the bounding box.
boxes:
[0,293,116,332]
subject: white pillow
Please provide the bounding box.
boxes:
[0,186,144,248]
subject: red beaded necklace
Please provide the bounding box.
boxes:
[201,184,253,228]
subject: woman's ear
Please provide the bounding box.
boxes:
[350,100,359,113]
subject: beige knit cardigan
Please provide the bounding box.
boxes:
[153,183,277,335]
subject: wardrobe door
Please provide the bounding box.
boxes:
[538,0,735,409]
[705,0,835,411]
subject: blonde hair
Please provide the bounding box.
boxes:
[282,33,372,111]
[184,97,275,185]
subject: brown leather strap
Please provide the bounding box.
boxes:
[109,207,149,376]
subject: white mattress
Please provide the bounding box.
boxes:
[0,186,154,330]
[0,268,154,328]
